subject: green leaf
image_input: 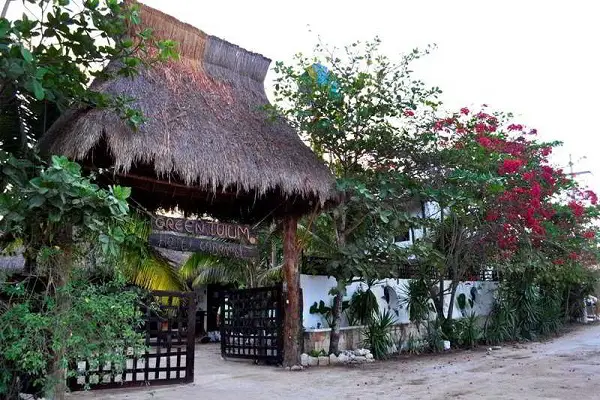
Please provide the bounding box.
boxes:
[32,80,44,100]
[0,19,10,37]
[20,46,33,63]
[35,67,48,79]
[28,195,46,208]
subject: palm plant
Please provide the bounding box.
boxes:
[179,222,283,289]
[118,214,185,291]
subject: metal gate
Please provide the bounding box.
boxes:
[220,286,284,363]
[68,290,196,390]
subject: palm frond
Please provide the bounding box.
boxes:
[191,263,243,287]
[179,252,222,281]
[117,213,185,291]
[258,263,282,285]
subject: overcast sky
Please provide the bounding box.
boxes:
[138,0,600,191]
[6,0,599,191]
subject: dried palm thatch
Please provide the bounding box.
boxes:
[39,3,336,220]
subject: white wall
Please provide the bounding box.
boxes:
[301,274,498,329]
[394,201,441,247]
[194,284,208,330]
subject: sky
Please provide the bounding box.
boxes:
[5,0,600,190]
[138,0,600,192]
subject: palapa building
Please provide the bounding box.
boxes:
[40,2,337,367]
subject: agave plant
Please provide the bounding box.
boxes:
[362,310,395,359]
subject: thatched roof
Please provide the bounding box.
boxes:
[39,2,336,221]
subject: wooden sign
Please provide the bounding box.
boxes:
[149,233,258,260]
[152,216,257,244]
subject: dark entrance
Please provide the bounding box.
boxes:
[206,283,234,332]
[68,291,196,390]
[220,286,284,363]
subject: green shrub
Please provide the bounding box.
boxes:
[401,278,431,324]
[363,310,395,359]
[454,312,483,348]
[348,286,379,325]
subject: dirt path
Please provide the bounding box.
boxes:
[70,324,600,400]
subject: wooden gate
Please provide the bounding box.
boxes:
[220,286,284,363]
[68,291,196,390]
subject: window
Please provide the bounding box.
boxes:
[394,230,410,243]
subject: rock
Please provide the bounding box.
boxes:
[337,353,349,363]
[366,353,374,360]
[300,353,310,367]
[356,348,368,356]
[290,365,303,371]
[492,346,502,351]
[318,356,330,366]
[354,356,367,363]
[329,354,339,364]
[366,358,375,363]
[308,356,319,367]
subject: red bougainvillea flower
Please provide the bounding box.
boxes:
[553,258,565,265]
[460,107,470,115]
[477,136,492,148]
[583,231,596,239]
[485,211,499,221]
[528,129,538,135]
[531,182,541,198]
[569,252,579,260]
[499,158,524,174]
[584,190,598,205]
[522,171,534,181]
[568,201,585,218]
[507,124,523,131]
[475,123,489,134]
[404,110,415,117]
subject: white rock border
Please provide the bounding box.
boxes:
[300,348,376,367]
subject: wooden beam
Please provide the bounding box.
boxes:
[282,215,301,368]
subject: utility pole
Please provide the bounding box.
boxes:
[567,154,591,178]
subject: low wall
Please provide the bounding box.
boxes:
[304,323,423,353]
[301,274,498,330]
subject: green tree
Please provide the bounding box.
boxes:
[272,38,441,354]
[0,0,177,157]
[0,155,139,398]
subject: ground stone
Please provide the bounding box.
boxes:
[329,354,339,364]
[337,353,349,363]
[366,353,374,360]
[318,356,330,366]
[307,356,319,367]
[354,356,367,363]
[300,353,309,367]
[290,365,303,371]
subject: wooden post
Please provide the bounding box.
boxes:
[282,215,300,368]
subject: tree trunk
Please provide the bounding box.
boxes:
[46,233,73,400]
[281,216,300,368]
[446,281,459,324]
[329,201,347,355]
[329,290,344,355]
[46,262,70,400]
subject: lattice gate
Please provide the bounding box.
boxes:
[68,290,196,390]
[220,286,284,363]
